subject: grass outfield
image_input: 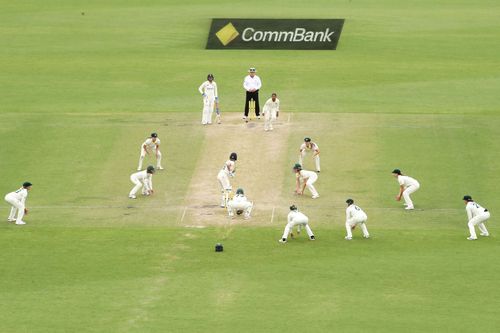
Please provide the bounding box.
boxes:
[1,0,500,332]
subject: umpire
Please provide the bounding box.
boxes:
[243,67,262,121]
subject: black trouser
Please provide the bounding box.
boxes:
[244,90,260,117]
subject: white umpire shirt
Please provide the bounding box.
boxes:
[243,75,262,92]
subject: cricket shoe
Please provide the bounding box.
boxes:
[405,206,414,210]
[312,194,320,199]
[278,238,287,243]
[157,166,164,170]
[310,235,315,241]
[345,236,352,240]
[316,170,320,173]
[257,116,261,120]
[129,195,137,199]
[480,233,490,237]
[15,220,26,225]
[269,127,273,131]
[467,237,477,241]
[363,235,370,239]
[137,168,141,171]
[7,218,16,222]
[264,128,269,131]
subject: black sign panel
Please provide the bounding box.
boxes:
[206,19,345,50]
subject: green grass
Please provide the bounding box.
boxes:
[1,0,500,332]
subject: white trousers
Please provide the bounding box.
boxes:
[4,194,25,221]
[202,97,215,124]
[305,173,319,197]
[138,149,162,170]
[346,215,369,238]
[217,171,232,207]
[227,200,253,217]
[299,151,320,172]
[264,109,277,130]
[468,211,490,238]
[403,184,420,208]
[129,175,148,196]
[282,217,314,240]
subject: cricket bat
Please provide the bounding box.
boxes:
[215,102,221,124]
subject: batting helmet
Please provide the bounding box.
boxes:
[207,74,214,80]
[230,152,238,161]
[290,205,298,211]
[236,188,244,195]
[236,210,244,215]
[146,165,155,173]
[304,137,311,142]
[293,163,302,170]
[392,169,402,175]
[346,198,354,205]
[151,132,158,138]
[463,195,473,201]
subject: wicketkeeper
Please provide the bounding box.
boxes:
[227,188,253,219]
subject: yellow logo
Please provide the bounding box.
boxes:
[215,22,240,46]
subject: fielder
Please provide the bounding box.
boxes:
[279,205,315,243]
[198,74,219,125]
[263,93,280,131]
[217,152,237,207]
[392,169,420,210]
[137,133,164,171]
[129,166,155,199]
[4,182,32,225]
[293,163,319,199]
[345,199,370,240]
[227,188,253,219]
[299,137,320,173]
[463,195,490,240]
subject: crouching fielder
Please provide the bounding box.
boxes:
[299,137,320,172]
[463,195,490,240]
[345,199,369,240]
[392,169,420,210]
[293,163,319,199]
[138,133,163,171]
[217,152,237,207]
[129,166,155,199]
[263,93,279,131]
[4,182,32,225]
[227,188,253,219]
[279,205,315,243]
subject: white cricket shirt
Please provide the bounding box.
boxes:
[346,205,367,220]
[132,170,153,191]
[143,138,160,150]
[466,201,488,220]
[300,142,319,152]
[198,81,218,99]
[287,210,308,223]
[263,98,280,113]
[397,175,419,188]
[6,188,28,204]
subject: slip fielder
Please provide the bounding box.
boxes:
[299,137,321,173]
[129,166,155,199]
[392,169,420,210]
[4,181,32,225]
[217,152,237,208]
[198,74,219,125]
[463,195,490,241]
[293,163,319,199]
[137,133,164,171]
[263,93,280,131]
[227,188,253,219]
[345,199,370,240]
[279,205,315,243]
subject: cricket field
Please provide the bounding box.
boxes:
[1,0,500,332]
